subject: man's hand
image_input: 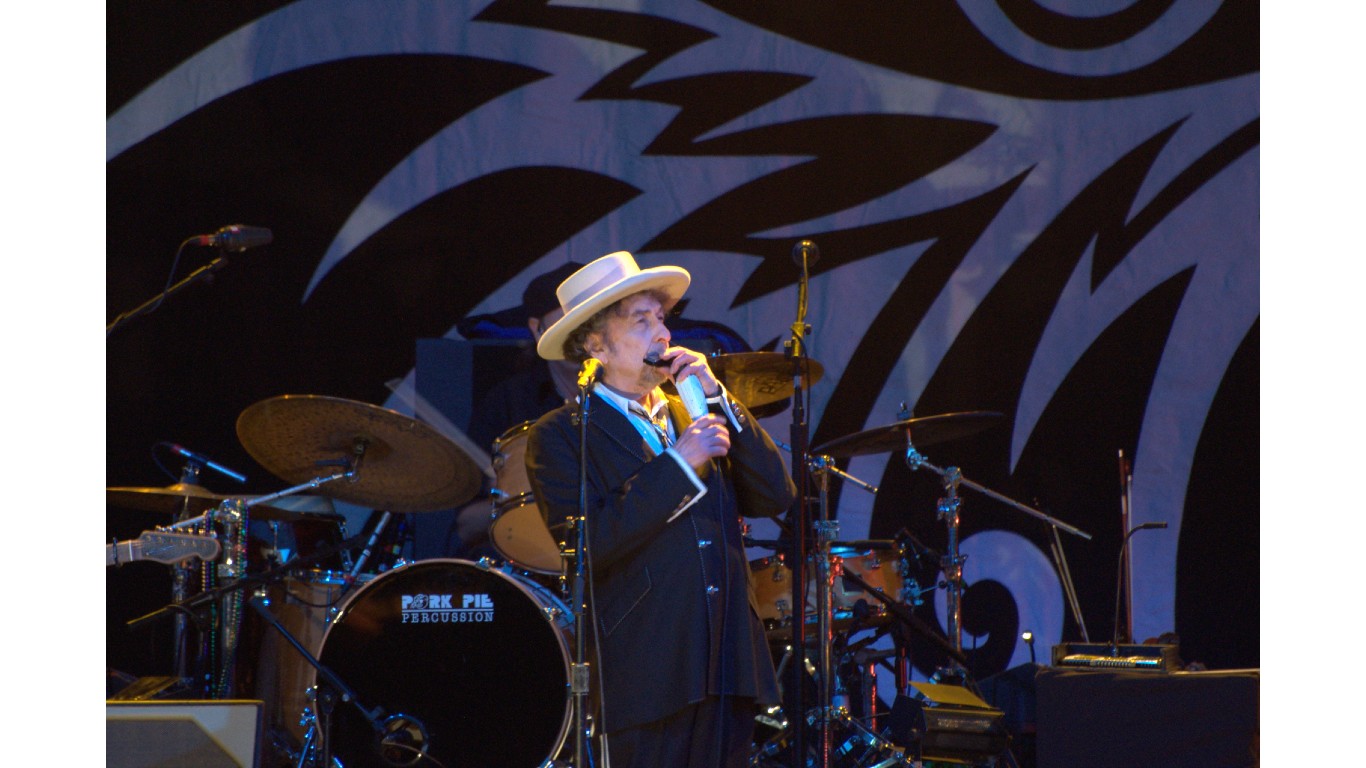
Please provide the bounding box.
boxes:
[672,413,730,471]
[663,346,722,397]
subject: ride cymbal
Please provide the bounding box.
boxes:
[709,352,825,410]
[236,395,483,513]
[811,411,1003,458]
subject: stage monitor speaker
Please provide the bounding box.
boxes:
[106,700,263,768]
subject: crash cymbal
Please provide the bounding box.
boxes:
[236,395,483,513]
[811,411,1003,458]
[709,352,825,410]
[106,483,230,515]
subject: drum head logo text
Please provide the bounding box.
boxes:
[401,593,494,623]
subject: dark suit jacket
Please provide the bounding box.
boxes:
[525,388,796,733]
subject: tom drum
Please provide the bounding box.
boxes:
[489,421,563,574]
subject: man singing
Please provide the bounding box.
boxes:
[525,251,797,767]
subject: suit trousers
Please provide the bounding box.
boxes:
[605,695,756,768]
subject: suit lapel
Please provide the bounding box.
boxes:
[589,394,653,461]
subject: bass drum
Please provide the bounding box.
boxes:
[312,559,573,767]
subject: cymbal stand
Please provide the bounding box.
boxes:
[902,432,1091,668]
[784,240,819,767]
[936,464,965,664]
[162,469,355,535]
[810,456,838,768]
[805,453,881,765]
[170,461,204,683]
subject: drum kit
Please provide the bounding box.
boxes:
[107,352,1082,768]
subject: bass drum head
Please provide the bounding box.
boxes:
[315,559,571,767]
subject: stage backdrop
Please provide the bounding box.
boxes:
[107,0,1258,685]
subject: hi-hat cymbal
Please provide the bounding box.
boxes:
[236,395,483,513]
[106,483,229,516]
[709,352,824,409]
[811,411,1003,458]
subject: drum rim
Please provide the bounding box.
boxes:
[493,419,537,448]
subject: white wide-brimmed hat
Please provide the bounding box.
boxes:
[535,251,690,360]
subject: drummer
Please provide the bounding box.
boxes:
[462,261,586,452]
[444,261,586,557]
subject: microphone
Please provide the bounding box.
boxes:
[1112,521,1168,646]
[676,374,709,421]
[192,224,273,252]
[577,358,603,389]
[792,239,820,268]
[168,443,248,484]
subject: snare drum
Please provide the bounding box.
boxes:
[489,422,562,574]
[309,559,574,767]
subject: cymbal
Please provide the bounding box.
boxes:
[811,411,1003,458]
[106,483,334,522]
[708,352,824,409]
[106,483,229,515]
[236,395,483,513]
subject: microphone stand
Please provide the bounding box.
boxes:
[785,239,818,767]
[1117,450,1134,642]
[106,242,231,337]
[1112,522,1168,648]
[568,375,596,767]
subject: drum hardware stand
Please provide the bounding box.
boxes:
[784,239,822,767]
[898,412,1091,675]
[247,595,435,768]
[1046,512,1089,642]
[838,571,967,669]
[159,481,249,697]
[349,510,397,578]
[804,451,881,768]
[169,461,206,684]
[161,468,356,537]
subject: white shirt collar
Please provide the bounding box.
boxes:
[592,382,669,420]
